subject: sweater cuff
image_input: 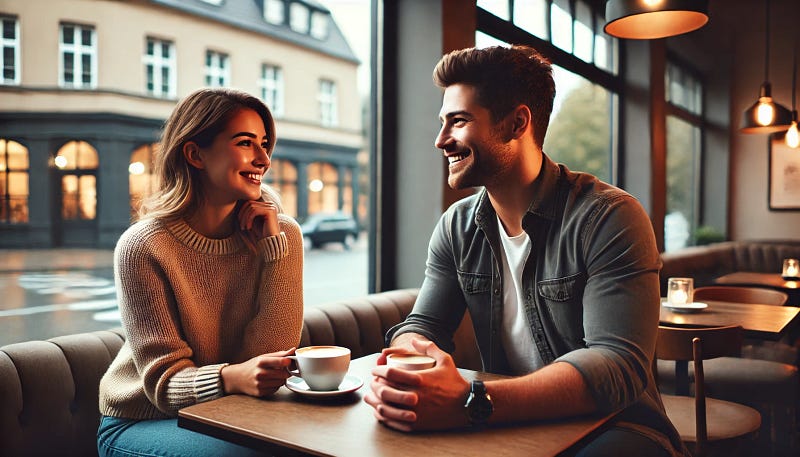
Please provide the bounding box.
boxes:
[194,363,229,403]
[257,232,288,261]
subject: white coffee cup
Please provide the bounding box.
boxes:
[287,345,351,391]
[386,353,436,371]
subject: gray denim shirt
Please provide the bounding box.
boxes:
[387,154,686,455]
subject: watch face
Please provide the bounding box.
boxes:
[467,383,493,425]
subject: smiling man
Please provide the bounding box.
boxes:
[364,45,687,457]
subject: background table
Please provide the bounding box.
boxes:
[178,354,617,457]
[659,299,800,341]
[714,272,800,306]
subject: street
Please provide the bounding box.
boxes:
[0,235,368,346]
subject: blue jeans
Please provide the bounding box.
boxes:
[97,415,268,457]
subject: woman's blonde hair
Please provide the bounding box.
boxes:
[139,88,281,221]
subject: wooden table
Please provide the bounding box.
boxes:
[659,299,800,341]
[178,354,617,457]
[714,272,800,306]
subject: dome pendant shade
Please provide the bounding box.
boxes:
[604,0,709,40]
[740,82,794,134]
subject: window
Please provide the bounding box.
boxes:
[259,64,284,117]
[290,2,310,34]
[144,38,176,98]
[307,162,339,215]
[310,11,329,39]
[59,23,96,89]
[1,16,20,85]
[477,0,620,183]
[264,0,285,24]
[318,79,337,126]
[54,141,98,221]
[264,158,297,217]
[0,139,29,223]
[665,61,704,252]
[204,50,229,87]
[129,143,158,220]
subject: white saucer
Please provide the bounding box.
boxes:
[662,301,708,313]
[285,374,363,397]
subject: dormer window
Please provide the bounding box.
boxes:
[289,2,310,34]
[310,11,328,40]
[264,0,285,25]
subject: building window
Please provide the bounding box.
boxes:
[310,11,329,40]
[144,38,176,98]
[318,79,337,127]
[264,0,285,24]
[265,158,297,217]
[129,143,158,220]
[205,50,229,88]
[259,64,284,117]
[54,141,98,221]
[0,139,29,224]
[307,162,339,215]
[59,23,96,89]
[290,2,310,34]
[476,0,620,183]
[665,61,704,252]
[1,16,20,85]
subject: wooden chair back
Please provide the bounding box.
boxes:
[693,286,788,306]
[655,325,760,457]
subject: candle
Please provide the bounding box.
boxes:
[671,289,688,305]
[783,259,800,279]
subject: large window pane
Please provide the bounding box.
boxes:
[665,116,700,252]
[544,67,614,182]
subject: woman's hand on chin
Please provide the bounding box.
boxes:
[238,199,280,240]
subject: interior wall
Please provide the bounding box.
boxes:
[726,0,800,240]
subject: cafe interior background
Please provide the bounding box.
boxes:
[0,0,798,295]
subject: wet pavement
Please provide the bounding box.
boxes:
[0,237,368,346]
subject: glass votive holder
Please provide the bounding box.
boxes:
[782,258,800,280]
[667,277,694,306]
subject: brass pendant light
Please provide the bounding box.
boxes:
[786,30,799,147]
[740,0,793,134]
[604,0,709,40]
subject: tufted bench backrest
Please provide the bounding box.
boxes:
[0,288,480,456]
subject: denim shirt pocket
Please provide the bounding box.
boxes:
[536,273,585,343]
[457,270,492,294]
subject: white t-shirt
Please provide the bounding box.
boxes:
[497,216,544,375]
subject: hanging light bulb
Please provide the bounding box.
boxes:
[757,99,776,126]
[787,120,800,148]
[786,34,799,148]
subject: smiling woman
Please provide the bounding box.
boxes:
[95,88,305,457]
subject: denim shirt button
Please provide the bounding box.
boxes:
[493,289,500,295]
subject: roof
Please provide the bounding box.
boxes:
[148,0,360,63]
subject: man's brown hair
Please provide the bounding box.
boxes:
[433,45,555,148]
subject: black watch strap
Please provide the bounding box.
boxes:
[465,380,493,426]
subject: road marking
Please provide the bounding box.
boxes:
[0,299,118,317]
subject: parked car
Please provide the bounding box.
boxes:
[300,212,359,249]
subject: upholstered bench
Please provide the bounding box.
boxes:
[0,288,480,457]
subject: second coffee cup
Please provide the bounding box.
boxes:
[287,345,351,391]
[386,352,436,371]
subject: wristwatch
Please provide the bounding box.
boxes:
[464,380,493,426]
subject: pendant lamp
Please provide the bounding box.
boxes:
[604,0,709,40]
[786,36,799,147]
[740,0,793,134]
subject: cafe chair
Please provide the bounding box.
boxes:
[693,286,788,307]
[693,286,796,366]
[655,325,761,457]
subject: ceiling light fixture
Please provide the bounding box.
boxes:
[604,0,709,40]
[740,0,793,134]
[786,35,799,148]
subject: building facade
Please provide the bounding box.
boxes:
[0,0,363,247]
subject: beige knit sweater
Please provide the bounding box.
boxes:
[98,214,303,419]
